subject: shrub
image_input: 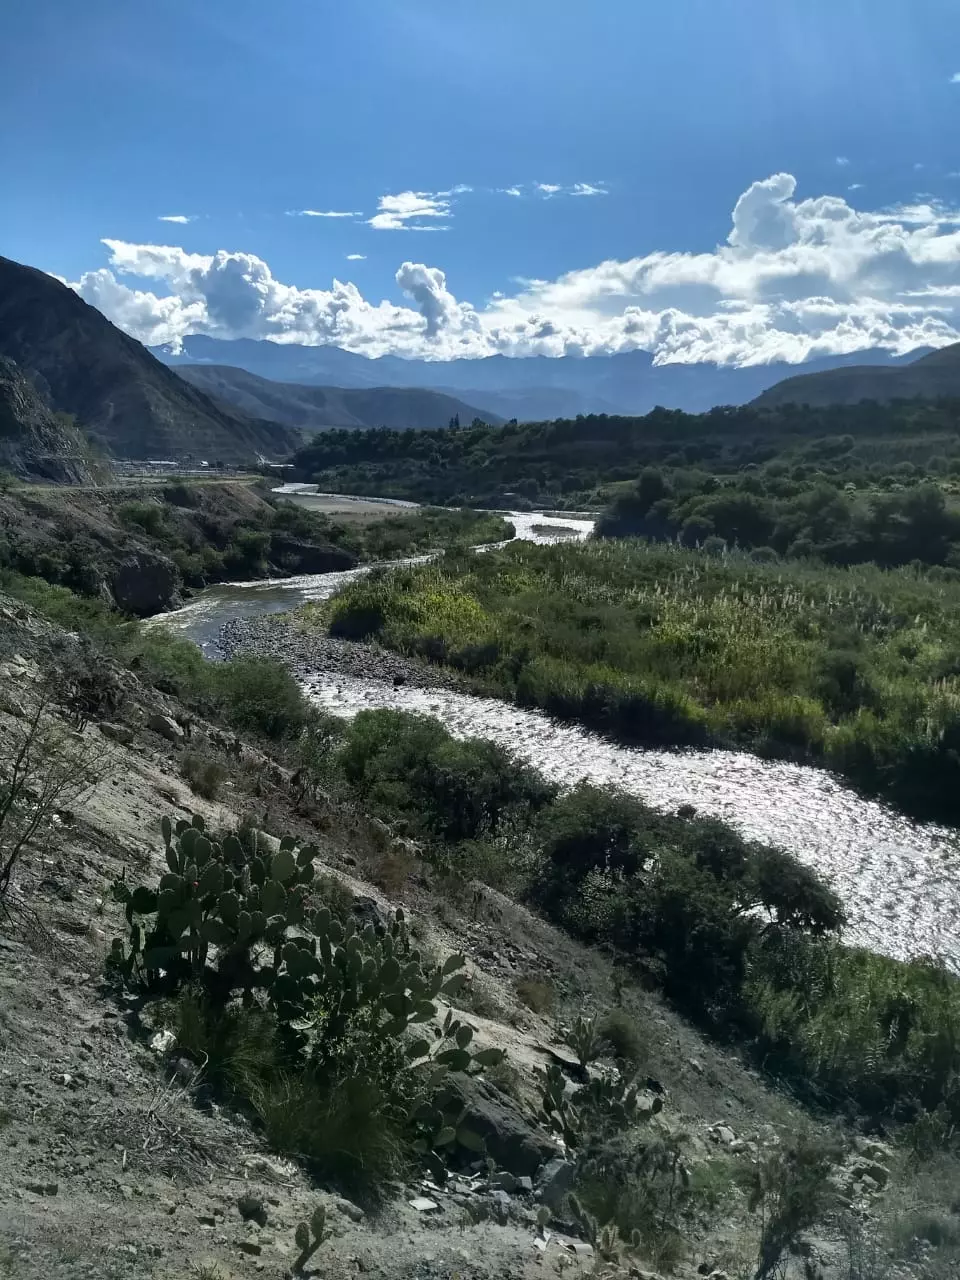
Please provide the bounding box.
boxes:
[117,501,165,536]
[215,656,310,741]
[336,709,556,842]
[181,752,227,800]
[515,977,555,1013]
[598,1010,644,1064]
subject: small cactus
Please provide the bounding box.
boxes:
[292,1204,328,1273]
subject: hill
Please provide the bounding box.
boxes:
[0,357,98,483]
[174,363,502,430]
[0,256,300,463]
[753,342,957,408]
[153,332,929,420]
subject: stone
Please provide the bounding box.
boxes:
[236,1240,262,1256]
[149,1029,177,1055]
[852,1160,889,1188]
[333,1197,365,1223]
[712,1125,736,1145]
[449,1075,557,1177]
[409,1197,440,1213]
[537,1158,576,1211]
[688,1058,704,1075]
[24,1181,58,1196]
[98,722,134,745]
[516,1177,533,1194]
[146,713,184,743]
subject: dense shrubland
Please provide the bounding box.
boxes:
[324,539,960,821]
[303,708,960,1134]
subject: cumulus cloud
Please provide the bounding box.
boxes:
[288,209,362,218]
[346,253,366,260]
[500,186,522,197]
[68,174,960,363]
[158,214,194,224]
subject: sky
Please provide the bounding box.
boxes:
[5,0,960,365]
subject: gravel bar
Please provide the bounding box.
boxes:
[218,614,465,691]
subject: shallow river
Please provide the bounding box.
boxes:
[153,499,960,970]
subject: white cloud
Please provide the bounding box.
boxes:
[848,183,864,191]
[951,72,960,82]
[570,182,608,197]
[536,183,562,196]
[346,253,366,261]
[69,173,960,364]
[500,186,522,197]
[288,209,362,218]
[367,188,471,230]
[835,156,850,167]
[158,214,195,224]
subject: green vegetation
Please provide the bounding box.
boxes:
[110,814,503,1198]
[292,397,960,517]
[324,539,960,821]
[314,710,960,1131]
[0,480,512,606]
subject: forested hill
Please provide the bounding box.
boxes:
[291,397,960,509]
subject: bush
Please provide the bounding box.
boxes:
[117,501,165,536]
[336,709,556,842]
[515,977,556,1013]
[181,752,227,800]
[215,656,310,741]
[598,1010,644,1064]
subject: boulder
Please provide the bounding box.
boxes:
[98,722,134,745]
[449,1075,557,1177]
[110,551,179,616]
[537,1157,576,1211]
[146,713,184,743]
[268,535,358,575]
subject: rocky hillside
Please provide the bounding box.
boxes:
[0,255,300,463]
[0,357,98,483]
[1,595,944,1280]
[753,342,960,408]
[176,364,504,431]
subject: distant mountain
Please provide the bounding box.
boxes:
[753,343,959,409]
[174,364,503,431]
[0,357,96,483]
[0,257,300,463]
[153,334,933,421]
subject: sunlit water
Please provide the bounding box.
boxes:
[152,498,960,969]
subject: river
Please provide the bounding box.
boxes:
[152,498,960,971]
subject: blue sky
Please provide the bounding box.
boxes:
[5,0,960,363]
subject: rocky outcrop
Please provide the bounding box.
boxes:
[268,534,357,574]
[110,551,179,616]
[0,357,95,484]
[448,1075,557,1177]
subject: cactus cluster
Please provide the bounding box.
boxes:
[538,1061,660,1149]
[109,814,507,1175]
[569,1194,641,1265]
[109,814,317,1000]
[565,1013,602,1068]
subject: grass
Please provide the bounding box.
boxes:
[515,976,556,1013]
[181,752,227,800]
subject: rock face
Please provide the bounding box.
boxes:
[0,357,95,484]
[110,552,179,616]
[0,254,300,463]
[449,1076,557,1177]
[268,534,357,574]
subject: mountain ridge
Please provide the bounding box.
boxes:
[0,256,300,463]
[174,363,504,431]
[753,341,960,408]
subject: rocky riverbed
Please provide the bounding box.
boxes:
[219,613,465,691]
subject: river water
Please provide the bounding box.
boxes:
[152,498,960,970]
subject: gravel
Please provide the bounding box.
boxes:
[218,614,466,692]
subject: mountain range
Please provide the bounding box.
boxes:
[154,333,934,421]
[174,364,502,432]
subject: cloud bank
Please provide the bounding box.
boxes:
[72,173,960,364]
